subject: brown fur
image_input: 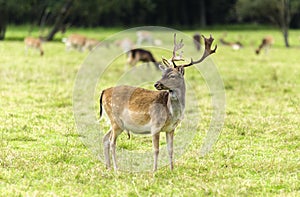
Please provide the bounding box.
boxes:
[101,86,168,126]
[127,48,159,69]
[24,37,44,56]
[255,36,274,55]
[84,38,99,51]
[65,34,87,51]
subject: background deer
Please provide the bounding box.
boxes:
[219,38,243,50]
[136,30,153,45]
[255,36,274,55]
[193,33,202,51]
[127,48,159,69]
[63,34,86,52]
[24,37,44,56]
[115,38,135,54]
[100,34,217,171]
[84,38,100,51]
[136,30,162,46]
[219,33,243,50]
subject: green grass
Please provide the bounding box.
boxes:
[1,26,300,196]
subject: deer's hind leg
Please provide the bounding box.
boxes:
[103,129,112,169]
[110,125,123,171]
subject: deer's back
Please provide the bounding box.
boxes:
[130,49,154,62]
[263,36,274,45]
[68,34,86,45]
[101,85,169,133]
[24,37,41,47]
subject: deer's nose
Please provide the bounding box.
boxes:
[154,82,162,90]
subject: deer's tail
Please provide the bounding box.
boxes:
[99,90,105,119]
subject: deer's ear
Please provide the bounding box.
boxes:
[159,64,167,71]
[162,57,172,68]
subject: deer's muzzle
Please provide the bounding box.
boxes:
[154,81,168,90]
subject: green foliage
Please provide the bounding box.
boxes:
[75,0,156,26]
[1,0,240,27]
[0,26,300,196]
[236,0,300,23]
[2,0,300,28]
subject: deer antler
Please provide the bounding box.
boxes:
[182,35,217,68]
[171,33,184,67]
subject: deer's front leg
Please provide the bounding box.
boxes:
[152,132,160,172]
[166,130,174,170]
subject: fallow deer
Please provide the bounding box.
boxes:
[127,48,160,69]
[219,38,243,50]
[100,34,217,171]
[193,33,202,51]
[219,32,243,50]
[24,37,44,56]
[255,36,274,55]
[115,38,135,54]
[63,34,86,52]
[84,38,100,52]
[136,30,162,46]
[136,30,153,45]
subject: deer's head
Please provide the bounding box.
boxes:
[154,33,217,91]
[154,64,185,91]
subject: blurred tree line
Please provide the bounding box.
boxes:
[0,0,238,28]
[0,0,300,45]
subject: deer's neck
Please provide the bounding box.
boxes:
[167,82,186,119]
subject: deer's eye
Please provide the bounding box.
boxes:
[169,75,176,78]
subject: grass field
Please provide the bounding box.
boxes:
[1,25,300,196]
